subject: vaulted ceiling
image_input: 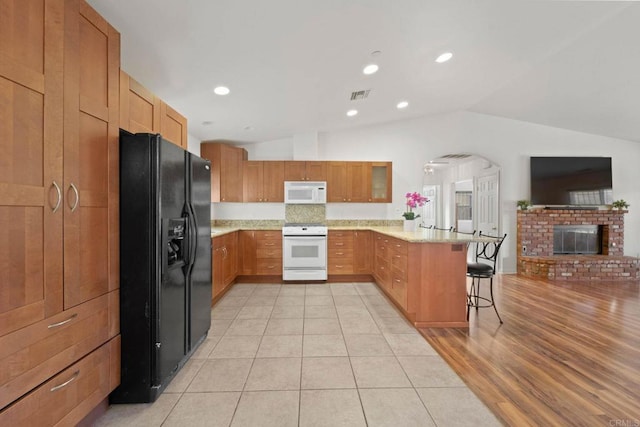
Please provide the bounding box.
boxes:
[87,0,640,144]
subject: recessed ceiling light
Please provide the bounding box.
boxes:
[397,101,409,109]
[371,50,382,57]
[363,64,379,75]
[244,126,252,131]
[202,120,214,126]
[213,86,230,95]
[435,52,453,63]
[346,109,358,117]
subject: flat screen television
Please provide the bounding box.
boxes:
[530,157,613,206]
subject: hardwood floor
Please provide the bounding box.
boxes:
[419,274,640,427]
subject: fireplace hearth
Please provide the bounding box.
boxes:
[517,208,638,281]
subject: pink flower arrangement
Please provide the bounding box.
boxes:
[403,192,429,220]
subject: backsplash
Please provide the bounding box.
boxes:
[326,219,403,227]
[212,219,283,229]
[285,204,326,224]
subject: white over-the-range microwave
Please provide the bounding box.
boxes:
[284,181,327,204]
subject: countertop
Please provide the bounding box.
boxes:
[211,225,494,243]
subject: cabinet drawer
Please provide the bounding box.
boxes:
[391,252,408,275]
[375,259,390,283]
[328,262,354,275]
[256,239,282,250]
[390,275,408,309]
[389,239,408,255]
[255,231,281,240]
[0,294,110,409]
[328,248,354,259]
[329,230,352,239]
[0,341,111,426]
[256,248,282,259]
[375,242,388,258]
[256,259,282,275]
[328,238,353,250]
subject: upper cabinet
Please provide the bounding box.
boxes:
[327,162,348,202]
[370,162,392,203]
[160,101,188,149]
[327,161,391,202]
[198,143,392,203]
[243,161,285,202]
[200,142,248,202]
[284,161,327,181]
[119,70,188,149]
[119,70,160,134]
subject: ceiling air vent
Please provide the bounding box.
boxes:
[350,90,371,101]
[441,153,472,159]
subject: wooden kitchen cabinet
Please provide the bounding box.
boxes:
[120,70,188,149]
[327,161,391,202]
[119,70,160,134]
[160,100,188,149]
[328,230,354,274]
[370,162,392,202]
[212,232,238,299]
[327,229,372,276]
[200,142,248,202]
[327,162,348,202]
[347,162,370,202]
[63,0,120,309]
[0,0,120,421]
[238,231,282,276]
[284,161,327,181]
[353,230,372,274]
[243,161,285,202]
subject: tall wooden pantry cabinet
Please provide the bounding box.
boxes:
[0,0,121,424]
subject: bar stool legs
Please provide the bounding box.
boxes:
[466,276,503,324]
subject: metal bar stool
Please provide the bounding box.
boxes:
[467,232,507,323]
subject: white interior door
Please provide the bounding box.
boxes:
[422,185,438,228]
[476,172,499,236]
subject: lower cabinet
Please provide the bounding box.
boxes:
[0,292,120,423]
[212,232,238,299]
[328,230,354,274]
[373,233,408,310]
[239,231,282,276]
[0,336,120,426]
[327,230,372,275]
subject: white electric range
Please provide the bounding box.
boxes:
[282,223,328,281]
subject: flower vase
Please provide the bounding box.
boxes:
[403,219,417,232]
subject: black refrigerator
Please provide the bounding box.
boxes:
[111,131,212,403]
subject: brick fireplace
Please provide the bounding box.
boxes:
[517,209,639,281]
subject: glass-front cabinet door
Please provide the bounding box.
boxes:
[370,162,392,202]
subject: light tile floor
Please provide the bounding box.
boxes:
[96,282,501,427]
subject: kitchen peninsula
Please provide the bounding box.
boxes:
[211,224,490,328]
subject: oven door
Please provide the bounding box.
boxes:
[282,235,327,269]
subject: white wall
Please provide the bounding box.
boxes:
[187,132,201,155]
[206,111,640,273]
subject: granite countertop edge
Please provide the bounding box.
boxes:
[211,225,492,243]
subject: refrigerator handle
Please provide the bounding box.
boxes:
[186,203,198,271]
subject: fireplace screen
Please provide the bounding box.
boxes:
[553,225,601,254]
